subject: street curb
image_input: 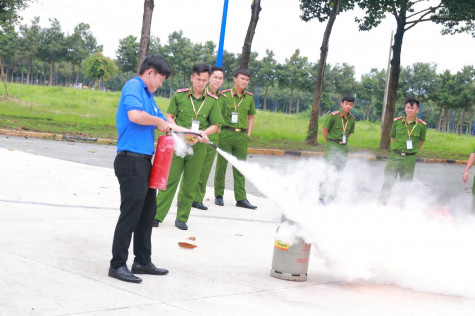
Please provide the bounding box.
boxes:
[0,129,116,145]
[0,129,467,165]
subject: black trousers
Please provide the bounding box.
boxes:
[110,154,157,269]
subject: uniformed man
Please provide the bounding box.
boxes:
[214,68,257,209]
[319,94,356,203]
[378,97,427,204]
[154,63,223,230]
[462,148,475,212]
[177,67,225,211]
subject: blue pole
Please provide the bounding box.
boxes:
[419,102,423,119]
[472,119,475,136]
[216,0,229,67]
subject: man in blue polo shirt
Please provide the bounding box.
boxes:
[109,55,186,283]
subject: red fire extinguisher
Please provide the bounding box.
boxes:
[149,133,174,190]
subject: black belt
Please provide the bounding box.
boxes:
[328,139,346,145]
[392,150,416,156]
[117,151,153,160]
[222,126,247,133]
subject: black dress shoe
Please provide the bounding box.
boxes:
[192,201,208,210]
[175,220,188,230]
[108,265,142,283]
[131,262,168,275]
[152,219,160,227]
[215,196,224,206]
[236,199,257,209]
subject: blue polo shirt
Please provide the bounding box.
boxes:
[116,76,166,155]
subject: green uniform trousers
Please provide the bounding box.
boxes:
[324,141,349,171]
[214,129,248,201]
[320,141,348,201]
[155,142,207,223]
[177,134,218,204]
[379,152,417,204]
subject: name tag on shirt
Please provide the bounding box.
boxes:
[406,139,413,150]
[231,112,238,124]
[191,120,200,131]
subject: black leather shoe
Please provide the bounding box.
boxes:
[236,199,257,209]
[215,196,224,206]
[175,220,188,230]
[108,265,142,283]
[152,219,160,227]
[131,262,168,275]
[192,201,208,210]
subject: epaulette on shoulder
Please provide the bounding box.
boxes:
[176,88,189,93]
[393,116,403,122]
[331,110,340,116]
[418,119,427,126]
[245,91,253,96]
[349,113,356,119]
[221,89,231,93]
[207,90,218,100]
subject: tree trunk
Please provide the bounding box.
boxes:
[137,0,154,73]
[27,57,32,85]
[442,109,447,132]
[296,91,301,114]
[288,88,293,114]
[263,86,268,110]
[445,109,453,133]
[49,56,54,86]
[240,0,261,69]
[470,111,475,135]
[459,107,465,135]
[0,59,9,96]
[452,112,459,134]
[306,0,340,145]
[365,101,372,121]
[380,17,406,149]
[437,104,444,132]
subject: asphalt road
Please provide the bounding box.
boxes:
[0,134,471,203]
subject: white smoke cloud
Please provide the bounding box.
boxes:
[171,133,193,158]
[217,150,475,298]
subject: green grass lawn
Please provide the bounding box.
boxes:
[1,83,473,160]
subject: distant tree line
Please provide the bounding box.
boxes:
[0,17,474,135]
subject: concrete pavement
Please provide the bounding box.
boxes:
[1,146,475,315]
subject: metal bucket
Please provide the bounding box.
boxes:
[270,236,311,282]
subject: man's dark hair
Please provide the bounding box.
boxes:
[341,94,354,103]
[405,97,420,108]
[139,54,172,78]
[192,63,211,75]
[234,68,251,78]
[211,66,224,75]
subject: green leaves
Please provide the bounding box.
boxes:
[83,52,118,89]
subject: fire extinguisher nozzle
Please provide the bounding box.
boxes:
[208,141,218,149]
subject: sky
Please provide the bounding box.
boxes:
[19,0,475,79]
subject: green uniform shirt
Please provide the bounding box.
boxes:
[206,87,225,142]
[219,88,256,129]
[389,116,427,153]
[168,87,223,130]
[323,110,356,141]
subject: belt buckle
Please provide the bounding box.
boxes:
[235,128,241,132]
[401,152,406,156]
